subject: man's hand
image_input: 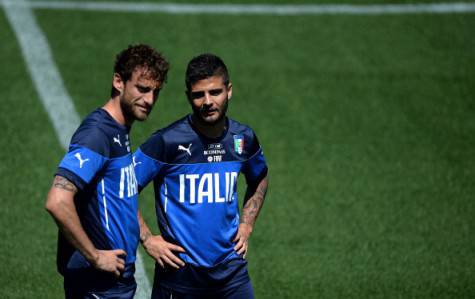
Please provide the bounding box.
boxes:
[46,176,128,278]
[143,235,185,269]
[233,223,253,258]
[92,249,127,277]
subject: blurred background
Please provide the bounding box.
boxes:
[1,0,474,298]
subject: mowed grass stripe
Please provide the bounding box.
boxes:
[3,1,475,15]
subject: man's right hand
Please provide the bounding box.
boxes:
[92,249,127,277]
[142,235,185,269]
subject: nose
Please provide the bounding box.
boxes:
[143,90,155,106]
[203,92,212,106]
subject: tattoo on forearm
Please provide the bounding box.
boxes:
[255,185,267,198]
[241,183,268,225]
[53,176,77,193]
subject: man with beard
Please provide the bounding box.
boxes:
[134,53,269,299]
[45,44,169,299]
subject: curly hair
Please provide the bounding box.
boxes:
[185,53,229,92]
[111,44,169,96]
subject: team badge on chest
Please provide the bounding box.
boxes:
[233,135,244,155]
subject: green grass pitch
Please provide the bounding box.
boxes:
[1,1,474,298]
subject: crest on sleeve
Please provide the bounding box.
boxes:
[233,135,244,155]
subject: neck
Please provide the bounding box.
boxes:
[191,114,226,139]
[103,97,133,126]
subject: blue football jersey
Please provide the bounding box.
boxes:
[133,115,268,268]
[55,108,139,274]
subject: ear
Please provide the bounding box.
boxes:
[227,83,233,100]
[112,73,124,95]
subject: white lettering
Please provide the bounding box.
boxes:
[125,166,131,197]
[119,163,138,199]
[225,172,230,202]
[119,168,125,198]
[179,174,185,203]
[197,173,213,203]
[214,173,225,203]
[129,164,138,196]
[186,174,199,204]
[178,172,238,204]
[229,172,238,202]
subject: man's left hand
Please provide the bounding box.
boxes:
[233,223,253,258]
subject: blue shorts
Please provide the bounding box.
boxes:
[152,279,254,299]
[151,258,253,299]
[63,264,136,299]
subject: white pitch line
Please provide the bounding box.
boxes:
[2,0,475,15]
[1,0,80,149]
[1,0,151,298]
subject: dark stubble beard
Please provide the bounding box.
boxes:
[192,97,229,127]
[120,96,148,123]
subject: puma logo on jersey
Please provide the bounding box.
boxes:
[133,156,142,167]
[74,153,89,168]
[178,143,192,156]
[113,134,122,147]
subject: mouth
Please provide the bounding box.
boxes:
[202,109,218,117]
[136,104,151,115]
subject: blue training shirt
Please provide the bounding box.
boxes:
[55,108,139,275]
[133,115,268,268]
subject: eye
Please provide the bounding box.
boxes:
[209,89,223,96]
[190,91,205,100]
[137,85,151,93]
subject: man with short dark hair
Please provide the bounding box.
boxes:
[45,44,169,299]
[135,53,269,299]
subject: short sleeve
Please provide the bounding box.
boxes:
[140,130,166,161]
[56,146,108,190]
[133,148,163,191]
[134,132,166,190]
[55,126,109,190]
[242,132,268,187]
[70,123,111,157]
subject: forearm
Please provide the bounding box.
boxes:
[137,210,153,245]
[137,210,185,267]
[45,176,98,264]
[241,175,269,228]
